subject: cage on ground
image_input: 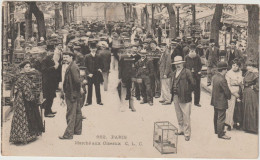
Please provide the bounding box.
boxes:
[153,121,178,154]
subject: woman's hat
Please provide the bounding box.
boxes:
[172,56,185,64]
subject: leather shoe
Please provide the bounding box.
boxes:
[82,116,86,119]
[51,111,57,114]
[131,108,136,112]
[219,135,231,140]
[148,102,153,106]
[162,102,171,105]
[136,97,141,100]
[59,136,73,140]
[176,132,184,135]
[85,103,92,106]
[98,102,103,105]
[45,114,55,118]
[185,136,190,141]
[194,104,201,107]
[159,100,165,103]
[140,101,147,104]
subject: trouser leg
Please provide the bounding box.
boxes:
[94,82,101,104]
[141,81,147,102]
[74,98,82,134]
[155,75,161,97]
[87,80,93,104]
[135,82,140,99]
[173,95,184,133]
[63,97,77,138]
[214,108,218,134]
[207,66,212,83]
[179,102,191,137]
[102,72,109,91]
[217,109,226,137]
[144,77,153,103]
[44,97,54,115]
[161,78,171,103]
[150,76,155,97]
[120,82,127,111]
[194,77,201,105]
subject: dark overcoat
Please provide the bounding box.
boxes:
[211,72,231,110]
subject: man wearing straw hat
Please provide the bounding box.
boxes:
[171,56,195,141]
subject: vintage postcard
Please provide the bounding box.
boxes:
[1,0,259,159]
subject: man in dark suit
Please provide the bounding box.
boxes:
[41,53,59,118]
[226,41,242,70]
[171,56,195,141]
[211,62,231,140]
[135,49,155,106]
[184,44,202,107]
[206,39,219,86]
[118,44,136,112]
[98,41,111,91]
[84,41,104,106]
[59,51,82,140]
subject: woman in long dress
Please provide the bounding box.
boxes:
[9,61,44,144]
[242,60,259,134]
[225,59,243,130]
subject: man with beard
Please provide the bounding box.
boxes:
[184,44,202,107]
[59,51,82,140]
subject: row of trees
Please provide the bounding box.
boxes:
[2,2,259,64]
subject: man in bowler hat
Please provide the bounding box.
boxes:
[211,61,231,140]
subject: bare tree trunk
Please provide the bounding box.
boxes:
[192,4,196,25]
[62,2,68,25]
[210,4,223,46]
[55,3,60,30]
[72,3,75,22]
[25,5,33,42]
[133,7,138,20]
[3,2,8,52]
[9,2,15,63]
[144,5,150,31]
[123,4,127,22]
[141,9,144,26]
[246,5,259,62]
[152,4,155,31]
[30,2,46,41]
[104,7,107,24]
[166,4,176,39]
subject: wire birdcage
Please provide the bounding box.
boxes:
[153,121,178,154]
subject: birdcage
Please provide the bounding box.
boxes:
[153,121,178,154]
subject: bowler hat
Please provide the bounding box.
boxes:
[210,39,215,43]
[217,61,228,70]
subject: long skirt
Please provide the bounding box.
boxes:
[225,95,236,128]
[9,102,37,144]
[243,87,259,133]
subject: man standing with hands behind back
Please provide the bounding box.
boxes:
[84,40,104,106]
[59,51,82,140]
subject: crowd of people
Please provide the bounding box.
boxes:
[5,20,258,144]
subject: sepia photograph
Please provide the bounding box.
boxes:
[1,0,259,159]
